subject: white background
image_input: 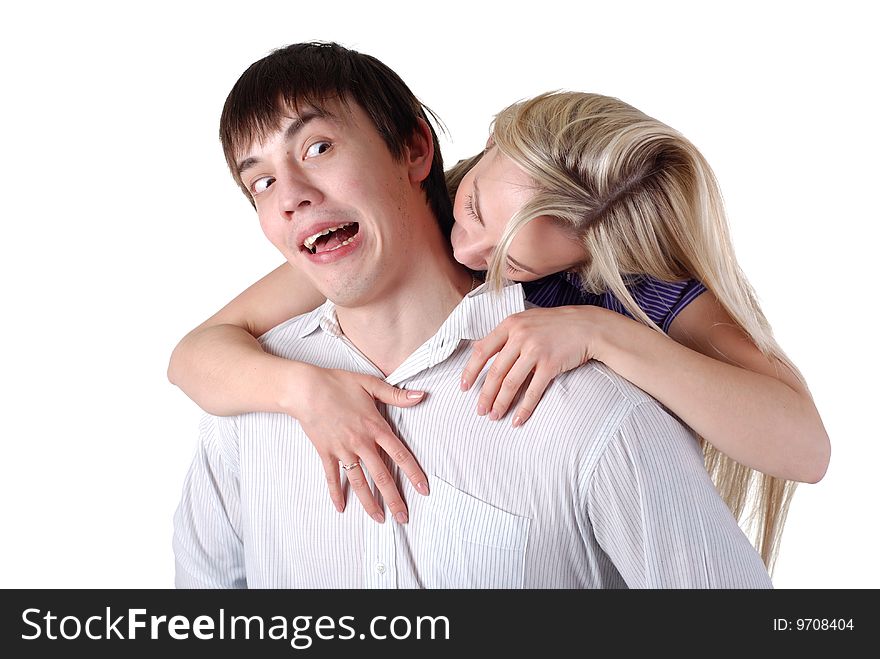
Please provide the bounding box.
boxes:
[1,0,876,588]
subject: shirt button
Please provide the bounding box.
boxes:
[375,562,387,575]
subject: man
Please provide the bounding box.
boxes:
[173,42,772,588]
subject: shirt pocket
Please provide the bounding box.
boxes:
[423,476,531,589]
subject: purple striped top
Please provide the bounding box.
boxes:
[521,272,707,333]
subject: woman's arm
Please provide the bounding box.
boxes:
[602,292,829,483]
[167,262,324,416]
[168,262,431,522]
[460,292,830,484]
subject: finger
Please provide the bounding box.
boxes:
[476,345,521,417]
[460,328,509,391]
[374,430,430,496]
[490,356,538,421]
[340,457,385,523]
[321,456,346,513]
[368,378,427,408]
[512,368,556,428]
[357,449,410,525]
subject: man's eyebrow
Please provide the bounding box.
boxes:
[472,177,485,226]
[237,156,260,177]
[236,108,331,176]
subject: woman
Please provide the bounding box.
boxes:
[168,91,829,569]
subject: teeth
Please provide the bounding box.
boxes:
[303,223,353,251]
[327,236,356,251]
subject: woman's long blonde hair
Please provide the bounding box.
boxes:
[448,91,798,570]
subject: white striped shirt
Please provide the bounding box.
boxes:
[173,283,771,589]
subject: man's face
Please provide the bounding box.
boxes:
[236,99,422,307]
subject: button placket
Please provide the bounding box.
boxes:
[364,509,397,588]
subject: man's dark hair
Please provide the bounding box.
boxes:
[220,41,452,236]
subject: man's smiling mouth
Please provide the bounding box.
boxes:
[303,223,360,254]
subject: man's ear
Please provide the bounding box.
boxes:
[404,117,435,184]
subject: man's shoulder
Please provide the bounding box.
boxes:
[548,361,694,458]
[196,413,242,473]
[557,360,657,410]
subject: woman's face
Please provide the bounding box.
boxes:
[450,145,585,281]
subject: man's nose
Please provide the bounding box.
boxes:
[277,172,323,217]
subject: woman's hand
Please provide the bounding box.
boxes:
[460,306,602,427]
[287,365,430,524]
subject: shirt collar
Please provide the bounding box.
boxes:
[297,299,343,339]
[296,282,527,380]
[437,282,526,342]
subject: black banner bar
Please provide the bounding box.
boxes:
[0,589,868,656]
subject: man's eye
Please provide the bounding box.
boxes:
[252,176,275,195]
[305,141,332,158]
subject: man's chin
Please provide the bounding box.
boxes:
[318,281,372,309]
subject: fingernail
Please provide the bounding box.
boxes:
[372,512,385,523]
[512,415,523,428]
[460,378,470,391]
[489,410,499,421]
[477,404,487,416]
[395,511,408,524]
[407,390,425,400]
[415,481,430,495]
[335,501,345,512]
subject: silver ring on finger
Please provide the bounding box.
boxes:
[340,461,361,472]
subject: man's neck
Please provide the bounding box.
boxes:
[334,249,475,377]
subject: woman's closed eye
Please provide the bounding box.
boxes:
[464,193,482,225]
